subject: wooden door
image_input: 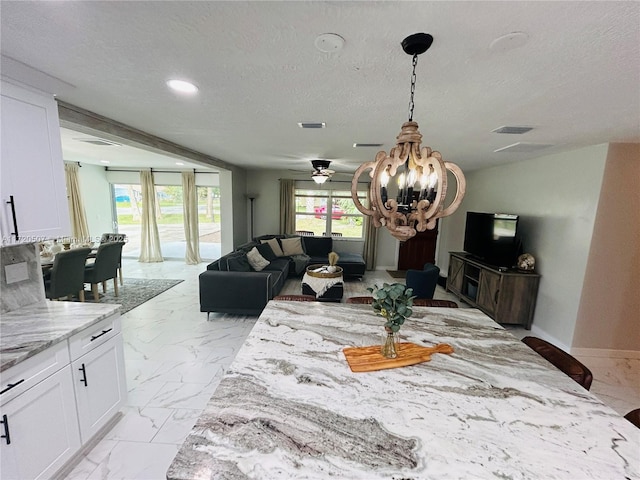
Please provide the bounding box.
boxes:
[397,223,438,270]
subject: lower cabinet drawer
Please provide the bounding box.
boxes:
[68,314,121,361]
[0,342,70,406]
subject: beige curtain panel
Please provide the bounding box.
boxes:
[182,171,202,265]
[139,169,163,262]
[64,163,90,242]
[279,179,296,235]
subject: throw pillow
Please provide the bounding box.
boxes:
[226,253,252,272]
[246,247,270,272]
[261,237,284,257]
[256,243,277,261]
[281,236,305,256]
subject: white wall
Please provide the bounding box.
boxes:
[437,144,609,348]
[74,163,113,240]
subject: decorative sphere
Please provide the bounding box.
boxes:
[517,253,536,271]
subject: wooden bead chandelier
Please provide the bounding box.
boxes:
[351,33,466,242]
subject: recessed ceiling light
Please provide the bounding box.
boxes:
[175,162,185,166]
[298,122,326,129]
[353,143,384,148]
[100,160,110,164]
[166,79,198,94]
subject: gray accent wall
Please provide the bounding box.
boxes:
[437,144,610,349]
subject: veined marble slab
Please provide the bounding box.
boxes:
[0,301,120,371]
[168,302,639,480]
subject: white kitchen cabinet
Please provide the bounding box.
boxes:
[0,79,70,243]
[0,311,126,479]
[71,333,126,442]
[0,366,81,480]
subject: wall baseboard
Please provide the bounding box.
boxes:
[570,347,640,359]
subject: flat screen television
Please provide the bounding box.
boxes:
[463,212,521,267]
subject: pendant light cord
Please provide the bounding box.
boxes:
[408,54,418,122]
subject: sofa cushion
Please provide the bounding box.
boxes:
[246,247,270,272]
[281,236,305,256]
[227,253,252,272]
[256,243,277,261]
[303,236,332,257]
[237,241,259,253]
[261,238,284,257]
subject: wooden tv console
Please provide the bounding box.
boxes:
[447,252,540,329]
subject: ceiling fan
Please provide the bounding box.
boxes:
[311,160,335,184]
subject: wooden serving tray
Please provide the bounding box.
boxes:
[343,342,454,373]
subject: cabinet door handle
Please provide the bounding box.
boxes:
[78,363,88,387]
[0,379,25,395]
[494,289,500,304]
[90,328,113,342]
[1,414,10,445]
[6,195,19,240]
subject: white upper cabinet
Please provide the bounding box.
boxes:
[1,80,70,243]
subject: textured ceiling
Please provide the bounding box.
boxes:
[1,1,639,174]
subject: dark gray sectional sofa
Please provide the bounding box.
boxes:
[199,234,366,316]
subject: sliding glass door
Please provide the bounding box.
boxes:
[111,183,221,260]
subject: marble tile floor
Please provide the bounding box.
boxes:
[62,259,639,479]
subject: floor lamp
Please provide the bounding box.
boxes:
[248,196,256,239]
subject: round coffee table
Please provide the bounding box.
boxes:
[302,265,344,302]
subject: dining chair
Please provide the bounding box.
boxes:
[624,408,640,428]
[100,233,127,285]
[413,299,459,308]
[84,241,124,302]
[44,247,92,302]
[272,294,316,302]
[405,263,440,299]
[346,296,374,304]
[521,336,593,390]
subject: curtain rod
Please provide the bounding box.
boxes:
[105,167,217,174]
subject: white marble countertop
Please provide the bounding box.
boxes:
[167,302,639,480]
[0,301,121,372]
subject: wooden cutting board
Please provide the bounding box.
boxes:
[343,342,454,373]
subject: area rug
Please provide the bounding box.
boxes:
[82,278,183,314]
[386,270,407,279]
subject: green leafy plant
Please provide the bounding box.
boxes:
[367,283,416,333]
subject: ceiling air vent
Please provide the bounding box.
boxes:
[494,142,553,153]
[74,137,121,146]
[492,126,534,134]
[297,122,326,129]
[353,143,384,148]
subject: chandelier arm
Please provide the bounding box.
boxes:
[351,161,378,217]
[435,162,467,219]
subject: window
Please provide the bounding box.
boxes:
[295,188,367,239]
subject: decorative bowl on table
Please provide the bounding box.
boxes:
[305,264,343,278]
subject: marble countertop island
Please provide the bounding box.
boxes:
[0,301,120,372]
[168,302,639,479]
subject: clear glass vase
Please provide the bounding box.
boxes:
[381,330,398,359]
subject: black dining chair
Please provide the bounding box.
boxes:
[522,336,594,390]
[84,241,124,302]
[100,233,127,285]
[624,408,640,429]
[44,247,92,302]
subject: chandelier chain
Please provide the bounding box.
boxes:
[408,54,418,122]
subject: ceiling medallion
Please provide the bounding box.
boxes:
[351,33,466,242]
